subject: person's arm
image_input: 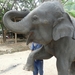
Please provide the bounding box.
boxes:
[30,43,34,51]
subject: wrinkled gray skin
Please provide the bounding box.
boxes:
[3,1,75,75]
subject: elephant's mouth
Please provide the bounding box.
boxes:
[26,31,46,45]
[26,32,34,45]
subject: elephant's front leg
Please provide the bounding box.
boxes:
[57,57,70,75]
[23,46,53,71]
[23,51,35,71]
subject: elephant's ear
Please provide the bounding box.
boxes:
[53,13,74,41]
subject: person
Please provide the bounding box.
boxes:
[30,42,43,75]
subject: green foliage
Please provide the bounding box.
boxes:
[68,10,75,17]
[0,0,6,3]
[64,1,75,10]
[63,0,75,17]
[61,0,67,4]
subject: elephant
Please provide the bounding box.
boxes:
[2,1,75,75]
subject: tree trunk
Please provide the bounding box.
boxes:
[0,22,7,43]
[3,29,7,43]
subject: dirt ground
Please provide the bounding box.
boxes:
[0,39,58,75]
[0,39,29,55]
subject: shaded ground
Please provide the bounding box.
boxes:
[0,39,29,55]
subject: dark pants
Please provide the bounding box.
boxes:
[33,60,43,75]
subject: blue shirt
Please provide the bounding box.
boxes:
[30,42,42,51]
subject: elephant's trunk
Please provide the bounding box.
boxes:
[3,9,30,34]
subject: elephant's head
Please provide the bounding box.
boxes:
[3,1,75,45]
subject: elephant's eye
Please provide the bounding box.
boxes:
[32,15,38,21]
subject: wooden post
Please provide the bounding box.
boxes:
[3,29,7,43]
[14,18,17,43]
[15,33,17,43]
